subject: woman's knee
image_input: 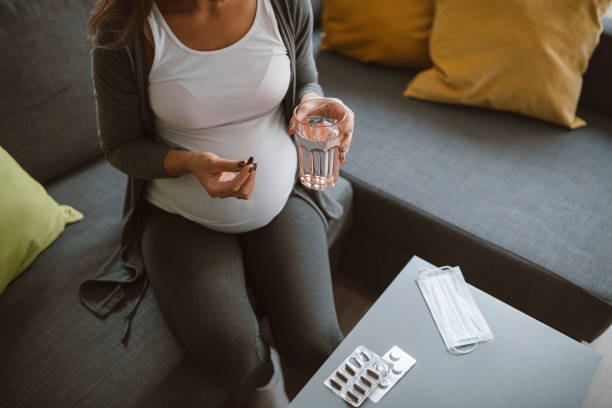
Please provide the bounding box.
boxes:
[188,325,272,390]
[279,324,344,374]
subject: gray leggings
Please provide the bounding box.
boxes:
[139,196,344,406]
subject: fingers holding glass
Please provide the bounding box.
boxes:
[339,127,353,164]
[326,98,353,165]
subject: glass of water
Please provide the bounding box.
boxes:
[293,99,348,190]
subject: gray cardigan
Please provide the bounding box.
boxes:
[79,0,345,344]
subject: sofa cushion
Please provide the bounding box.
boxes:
[317,51,612,305]
[0,160,183,407]
[0,146,83,295]
[404,0,611,129]
[320,0,433,68]
[0,0,101,184]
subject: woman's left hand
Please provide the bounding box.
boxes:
[288,93,355,165]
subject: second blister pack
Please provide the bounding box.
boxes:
[368,345,416,403]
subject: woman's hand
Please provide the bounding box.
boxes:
[188,152,257,199]
[288,92,355,164]
[164,150,256,199]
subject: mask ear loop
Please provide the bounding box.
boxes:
[418,266,453,278]
[450,342,478,354]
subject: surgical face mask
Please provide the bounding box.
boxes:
[416,266,494,354]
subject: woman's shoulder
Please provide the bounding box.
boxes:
[91,22,142,90]
[91,19,143,52]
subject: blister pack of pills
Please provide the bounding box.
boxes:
[368,345,416,403]
[323,345,390,406]
[324,345,416,406]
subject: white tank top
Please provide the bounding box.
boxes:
[145,0,297,233]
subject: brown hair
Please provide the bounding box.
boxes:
[88,0,153,49]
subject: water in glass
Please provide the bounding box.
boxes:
[293,100,345,190]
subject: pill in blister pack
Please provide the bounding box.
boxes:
[368,345,416,403]
[323,345,391,407]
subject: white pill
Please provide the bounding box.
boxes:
[389,351,401,361]
[379,378,390,389]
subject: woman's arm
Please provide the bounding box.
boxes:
[291,1,355,164]
[91,42,173,179]
[294,0,324,102]
[92,35,256,198]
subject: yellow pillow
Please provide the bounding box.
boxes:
[404,0,612,129]
[0,146,83,295]
[321,0,434,68]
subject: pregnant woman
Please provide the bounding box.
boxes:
[83,0,354,406]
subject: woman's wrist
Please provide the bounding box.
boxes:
[164,149,203,177]
[300,92,321,104]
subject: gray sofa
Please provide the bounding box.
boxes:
[322,16,612,344]
[1,0,610,407]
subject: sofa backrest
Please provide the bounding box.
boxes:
[0,0,101,185]
[581,17,612,117]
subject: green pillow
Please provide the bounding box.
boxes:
[0,146,83,295]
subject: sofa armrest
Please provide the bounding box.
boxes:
[580,17,612,117]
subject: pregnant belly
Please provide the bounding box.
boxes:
[147,110,298,233]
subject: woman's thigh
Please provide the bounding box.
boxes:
[139,202,272,389]
[240,196,344,374]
